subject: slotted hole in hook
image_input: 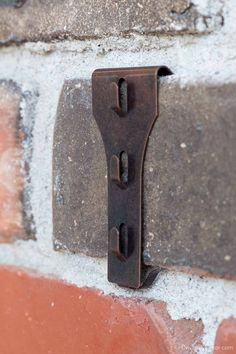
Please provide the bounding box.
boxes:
[120,151,128,184]
[118,78,128,113]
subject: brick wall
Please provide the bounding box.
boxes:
[0,1,236,353]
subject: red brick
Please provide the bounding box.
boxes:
[0,83,24,242]
[0,267,203,354]
[214,318,236,354]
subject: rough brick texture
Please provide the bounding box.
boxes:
[0,1,235,353]
[0,267,203,354]
[53,80,236,277]
[0,82,25,242]
[144,83,236,276]
[0,0,224,44]
[214,319,236,354]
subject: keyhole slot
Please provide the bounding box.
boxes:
[120,151,128,185]
[118,78,128,114]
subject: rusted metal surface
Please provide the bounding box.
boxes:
[92,67,171,288]
[53,81,236,278]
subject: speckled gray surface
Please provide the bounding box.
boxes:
[0,0,224,43]
[144,83,236,276]
[53,80,107,255]
[53,80,236,276]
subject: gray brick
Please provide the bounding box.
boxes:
[144,82,236,276]
[0,0,223,44]
[53,79,236,277]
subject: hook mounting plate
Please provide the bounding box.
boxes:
[92,66,171,288]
